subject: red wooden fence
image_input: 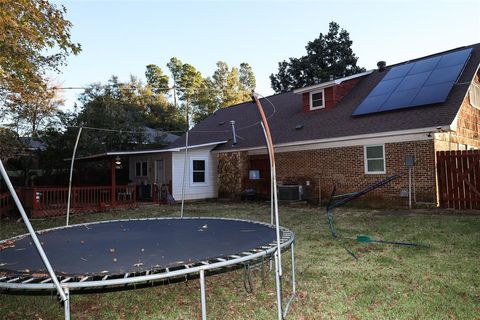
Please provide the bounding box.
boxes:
[0,185,136,218]
[437,150,480,209]
[0,191,15,217]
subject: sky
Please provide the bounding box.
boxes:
[52,0,480,110]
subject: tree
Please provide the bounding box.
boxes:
[167,58,205,126]
[74,76,184,155]
[168,59,257,124]
[0,0,81,105]
[270,22,365,93]
[3,80,64,137]
[0,127,23,160]
[145,64,170,95]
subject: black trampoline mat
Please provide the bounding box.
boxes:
[0,218,279,277]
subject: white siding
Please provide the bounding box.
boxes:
[171,146,218,200]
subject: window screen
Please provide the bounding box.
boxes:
[365,145,385,173]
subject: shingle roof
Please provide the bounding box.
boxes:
[168,43,480,152]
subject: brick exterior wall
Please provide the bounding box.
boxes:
[273,140,436,205]
[217,140,437,205]
[435,70,480,151]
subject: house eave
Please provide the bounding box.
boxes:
[211,126,451,154]
[69,141,228,161]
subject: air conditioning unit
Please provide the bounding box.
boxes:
[278,185,303,201]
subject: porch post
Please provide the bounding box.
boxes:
[111,158,116,208]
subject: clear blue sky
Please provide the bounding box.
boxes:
[52,0,480,109]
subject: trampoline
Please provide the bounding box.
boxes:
[0,217,294,288]
[0,93,296,320]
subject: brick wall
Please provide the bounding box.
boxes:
[217,140,437,205]
[435,71,480,151]
[273,140,436,205]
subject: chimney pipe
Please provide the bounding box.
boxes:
[377,61,387,72]
[230,120,237,145]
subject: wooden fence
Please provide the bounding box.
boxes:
[437,150,480,209]
[0,185,136,218]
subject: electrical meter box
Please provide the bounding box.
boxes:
[405,155,415,167]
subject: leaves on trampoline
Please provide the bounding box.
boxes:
[80,257,87,262]
[32,273,49,278]
[109,248,115,253]
[198,224,208,232]
[0,240,15,250]
[133,262,143,267]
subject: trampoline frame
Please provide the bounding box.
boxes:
[0,92,296,319]
[0,217,295,319]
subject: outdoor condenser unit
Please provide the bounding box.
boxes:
[278,185,303,201]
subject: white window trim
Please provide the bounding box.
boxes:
[364,144,386,174]
[309,89,325,110]
[190,157,208,186]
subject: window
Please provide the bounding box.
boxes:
[135,161,148,177]
[364,145,386,174]
[191,158,207,184]
[310,89,325,110]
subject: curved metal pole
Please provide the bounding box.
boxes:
[66,127,83,226]
[253,93,282,275]
[0,160,67,303]
[260,122,274,225]
[253,93,284,320]
[180,130,189,218]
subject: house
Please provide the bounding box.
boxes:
[68,43,480,207]
[163,43,480,206]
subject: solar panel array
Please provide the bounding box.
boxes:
[352,48,472,116]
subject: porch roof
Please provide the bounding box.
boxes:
[70,140,228,161]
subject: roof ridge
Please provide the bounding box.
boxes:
[387,42,480,68]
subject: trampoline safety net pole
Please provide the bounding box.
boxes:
[0,160,68,304]
[260,122,274,225]
[66,126,83,226]
[253,93,282,276]
[180,130,189,218]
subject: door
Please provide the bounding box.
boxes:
[156,160,165,186]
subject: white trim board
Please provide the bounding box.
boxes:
[213,126,449,155]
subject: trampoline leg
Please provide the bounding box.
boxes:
[283,242,296,318]
[274,252,283,320]
[200,270,207,320]
[64,288,70,320]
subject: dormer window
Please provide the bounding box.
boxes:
[310,90,325,110]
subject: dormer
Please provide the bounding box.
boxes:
[293,70,373,112]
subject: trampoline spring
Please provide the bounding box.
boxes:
[22,278,35,284]
[6,277,20,283]
[40,278,52,284]
[61,277,72,283]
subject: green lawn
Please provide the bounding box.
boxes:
[1,202,479,320]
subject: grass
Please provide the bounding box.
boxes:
[1,202,479,319]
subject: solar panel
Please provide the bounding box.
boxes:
[352,47,472,116]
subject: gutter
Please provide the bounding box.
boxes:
[211,126,451,154]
